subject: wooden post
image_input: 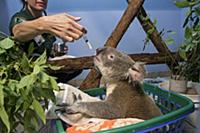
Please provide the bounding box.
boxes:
[79,0,144,90]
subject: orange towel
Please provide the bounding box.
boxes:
[66,118,144,133]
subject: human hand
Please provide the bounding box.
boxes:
[40,13,87,42]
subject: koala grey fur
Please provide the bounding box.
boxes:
[66,47,162,120]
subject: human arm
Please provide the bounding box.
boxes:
[12,13,86,42]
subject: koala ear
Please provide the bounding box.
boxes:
[128,62,146,82]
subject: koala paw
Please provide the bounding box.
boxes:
[65,103,81,114]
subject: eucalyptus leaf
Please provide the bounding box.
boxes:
[0,38,14,49]
[27,42,35,57]
[0,106,10,133]
[48,64,62,70]
[179,49,187,61]
[33,65,40,75]
[195,6,200,15]
[153,18,157,25]
[40,72,49,83]
[32,99,46,124]
[165,38,175,45]
[24,109,39,133]
[147,28,155,34]
[175,1,190,8]
[0,32,59,131]
[18,74,36,88]
[0,85,4,106]
[49,77,59,91]
[34,51,47,66]
[185,26,192,39]
[15,98,24,112]
[21,53,30,74]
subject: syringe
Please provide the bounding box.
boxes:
[83,34,93,50]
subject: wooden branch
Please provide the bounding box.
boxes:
[105,0,144,48]
[79,0,144,90]
[137,7,179,68]
[48,56,94,70]
[48,52,179,70]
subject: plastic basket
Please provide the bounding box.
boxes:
[55,83,195,133]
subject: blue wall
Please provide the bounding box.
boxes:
[0,0,185,79]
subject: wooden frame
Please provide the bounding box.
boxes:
[48,0,178,90]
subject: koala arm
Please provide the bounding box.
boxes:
[66,101,122,119]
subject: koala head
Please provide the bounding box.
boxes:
[93,47,146,83]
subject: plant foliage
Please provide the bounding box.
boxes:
[0,35,59,133]
[174,0,200,82]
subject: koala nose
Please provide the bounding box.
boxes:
[96,47,104,55]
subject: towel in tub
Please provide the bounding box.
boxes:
[66,118,144,133]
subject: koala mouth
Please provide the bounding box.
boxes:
[131,66,140,72]
[94,56,100,63]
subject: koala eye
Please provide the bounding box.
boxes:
[108,54,115,60]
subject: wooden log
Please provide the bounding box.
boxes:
[48,52,179,71]
[105,0,144,48]
[137,7,179,68]
[79,0,144,90]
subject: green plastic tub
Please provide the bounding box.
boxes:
[55,83,195,133]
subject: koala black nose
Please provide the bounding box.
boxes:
[96,47,104,55]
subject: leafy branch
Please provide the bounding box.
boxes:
[0,36,60,133]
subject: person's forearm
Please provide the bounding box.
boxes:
[12,17,46,42]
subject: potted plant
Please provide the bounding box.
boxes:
[161,0,200,94]
[173,0,200,93]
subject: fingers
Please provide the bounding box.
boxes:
[65,13,82,21]
[44,13,87,42]
[50,24,84,42]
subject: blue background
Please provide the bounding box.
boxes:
[0,0,187,79]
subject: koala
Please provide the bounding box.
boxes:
[66,47,162,120]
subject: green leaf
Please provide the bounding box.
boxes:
[48,64,62,71]
[24,109,39,133]
[179,49,187,60]
[0,106,10,133]
[27,42,35,57]
[34,51,47,66]
[167,30,176,35]
[0,37,14,49]
[185,26,192,39]
[0,85,10,133]
[32,99,46,124]
[40,88,55,102]
[15,98,23,112]
[21,53,30,74]
[40,72,49,83]
[153,18,157,25]
[8,80,18,92]
[18,75,32,88]
[49,77,59,91]
[165,38,175,45]
[33,65,40,75]
[195,6,200,15]
[18,75,36,88]
[175,1,190,8]
[147,28,155,34]
[0,85,4,106]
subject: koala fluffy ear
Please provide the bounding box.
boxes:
[128,62,146,83]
